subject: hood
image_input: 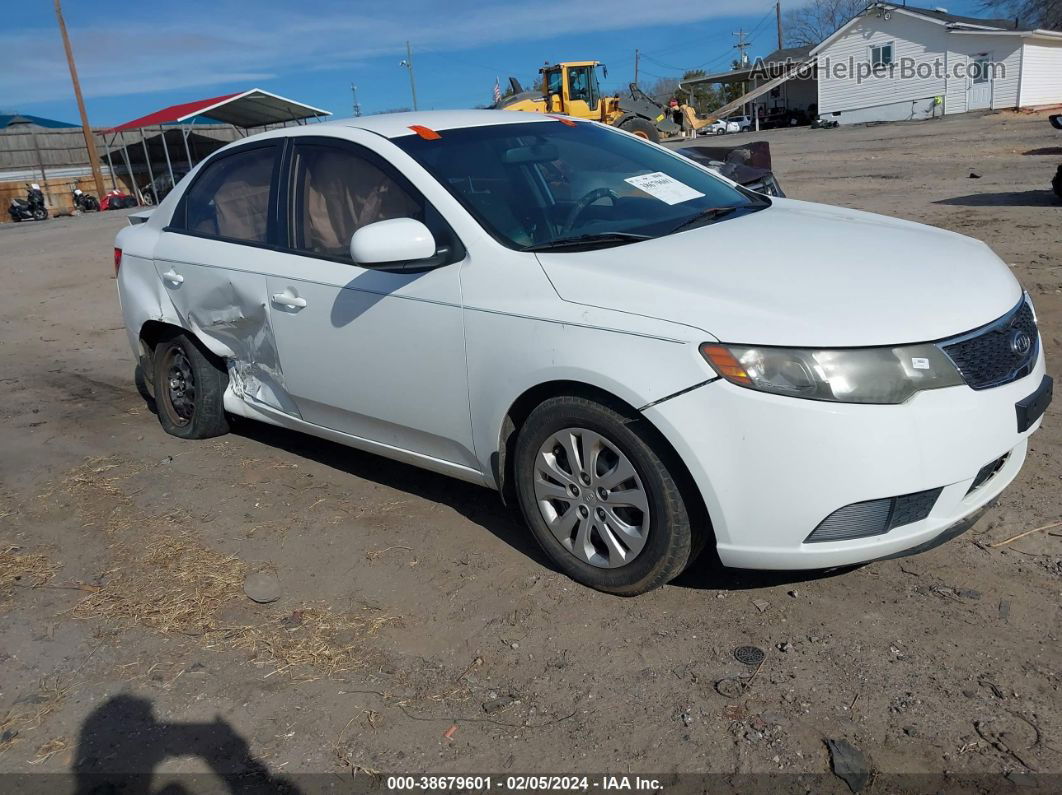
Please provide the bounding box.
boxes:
[536,198,1022,347]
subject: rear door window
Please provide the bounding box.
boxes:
[173,143,278,244]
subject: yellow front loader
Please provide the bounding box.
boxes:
[495,61,690,142]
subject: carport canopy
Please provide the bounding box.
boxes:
[100,88,331,203]
[109,88,331,132]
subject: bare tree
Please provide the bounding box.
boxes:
[980,0,1062,29]
[646,76,680,104]
[783,0,867,46]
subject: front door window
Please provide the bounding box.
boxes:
[290,143,422,261]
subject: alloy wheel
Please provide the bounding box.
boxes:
[533,427,650,568]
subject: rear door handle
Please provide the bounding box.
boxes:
[162,268,184,285]
[271,291,307,309]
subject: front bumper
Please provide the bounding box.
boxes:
[643,349,1048,570]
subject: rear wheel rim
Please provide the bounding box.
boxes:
[632,130,649,139]
[532,427,650,569]
[160,347,196,426]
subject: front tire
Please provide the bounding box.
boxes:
[33,208,47,221]
[151,333,229,439]
[618,117,660,143]
[513,396,697,595]
[1053,165,1062,201]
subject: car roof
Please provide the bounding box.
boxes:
[202,109,590,159]
[306,109,559,139]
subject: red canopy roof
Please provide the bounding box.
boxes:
[109,88,330,132]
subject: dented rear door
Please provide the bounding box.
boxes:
[152,236,298,416]
[151,139,299,416]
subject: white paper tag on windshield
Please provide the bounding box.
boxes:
[624,172,705,205]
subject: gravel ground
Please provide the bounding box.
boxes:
[1,109,1059,791]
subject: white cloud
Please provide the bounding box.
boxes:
[1,0,763,106]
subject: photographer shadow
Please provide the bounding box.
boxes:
[73,694,300,794]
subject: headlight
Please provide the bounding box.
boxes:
[700,342,965,404]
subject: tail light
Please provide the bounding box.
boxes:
[114,247,122,276]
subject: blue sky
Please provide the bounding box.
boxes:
[3,0,983,126]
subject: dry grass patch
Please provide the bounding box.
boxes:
[54,456,139,535]
[0,678,68,755]
[74,533,398,677]
[63,456,400,678]
[73,532,247,635]
[28,737,69,766]
[223,607,400,677]
[0,545,60,600]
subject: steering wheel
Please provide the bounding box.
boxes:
[562,187,618,234]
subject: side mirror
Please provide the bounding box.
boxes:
[349,218,438,270]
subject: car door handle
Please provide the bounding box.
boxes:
[271,291,307,309]
[162,268,184,285]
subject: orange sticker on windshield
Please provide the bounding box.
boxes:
[548,115,577,127]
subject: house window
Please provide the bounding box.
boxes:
[971,54,991,83]
[871,42,894,68]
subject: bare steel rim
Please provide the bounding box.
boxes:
[160,346,195,427]
[532,427,650,569]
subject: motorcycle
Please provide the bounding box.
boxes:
[100,189,137,211]
[1051,114,1062,201]
[140,170,187,206]
[8,183,48,222]
[71,183,99,213]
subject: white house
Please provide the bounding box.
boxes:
[813,3,1062,124]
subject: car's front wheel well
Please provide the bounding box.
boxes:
[496,380,714,559]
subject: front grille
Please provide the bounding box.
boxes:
[941,301,1038,390]
[805,487,943,543]
[966,454,1008,495]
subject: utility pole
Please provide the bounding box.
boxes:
[732,28,750,66]
[733,28,752,127]
[776,1,784,49]
[634,48,640,86]
[351,83,362,117]
[53,0,105,200]
[400,41,418,111]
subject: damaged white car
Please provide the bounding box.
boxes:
[116,110,1051,595]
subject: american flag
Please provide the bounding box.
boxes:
[492,77,501,104]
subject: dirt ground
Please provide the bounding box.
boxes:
[1,109,1060,791]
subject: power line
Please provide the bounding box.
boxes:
[639,53,690,72]
[747,5,777,39]
[640,0,780,76]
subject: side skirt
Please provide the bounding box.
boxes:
[222,391,493,488]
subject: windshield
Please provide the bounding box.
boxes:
[393,120,768,251]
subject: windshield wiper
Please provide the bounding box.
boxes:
[521,232,651,252]
[669,206,739,235]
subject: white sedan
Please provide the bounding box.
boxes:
[699,118,741,135]
[116,110,1050,594]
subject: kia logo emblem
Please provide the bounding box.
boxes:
[1009,330,1032,356]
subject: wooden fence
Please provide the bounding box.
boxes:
[0,124,239,221]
